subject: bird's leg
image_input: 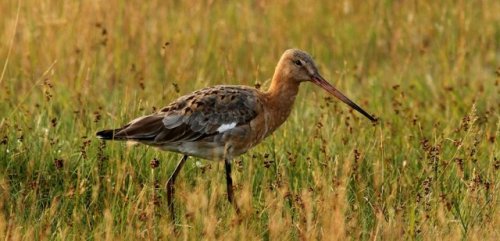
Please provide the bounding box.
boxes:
[166,155,188,221]
[224,157,236,204]
[223,145,240,214]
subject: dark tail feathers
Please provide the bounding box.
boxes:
[96,129,122,140]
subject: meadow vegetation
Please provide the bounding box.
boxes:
[0,0,498,240]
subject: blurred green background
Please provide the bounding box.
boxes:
[0,0,498,240]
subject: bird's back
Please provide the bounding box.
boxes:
[97,85,266,160]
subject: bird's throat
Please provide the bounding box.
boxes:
[264,75,300,133]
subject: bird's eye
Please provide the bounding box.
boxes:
[293,59,302,66]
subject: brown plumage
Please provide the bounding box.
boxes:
[97,86,263,160]
[97,49,376,219]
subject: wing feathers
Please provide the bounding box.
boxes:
[97,85,262,144]
[162,115,183,128]
[114,115,164,140]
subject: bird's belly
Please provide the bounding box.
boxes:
[155,139,256,161]
[157,142,228,161]
[151,125,265,160]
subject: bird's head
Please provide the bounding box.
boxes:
[277,49,376,122]
[279,49,319,83]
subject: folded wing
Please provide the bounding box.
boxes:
[102,86,261,144]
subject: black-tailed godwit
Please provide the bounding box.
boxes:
[96,49,376,218]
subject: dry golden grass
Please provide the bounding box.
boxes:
[0,0,499,240]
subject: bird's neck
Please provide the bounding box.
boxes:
[264,71,300,132]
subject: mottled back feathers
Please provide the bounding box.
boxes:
[98,85,262,144]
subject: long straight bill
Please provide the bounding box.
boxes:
[312,74,376,122]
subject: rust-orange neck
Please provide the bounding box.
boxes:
[263,69,300,133]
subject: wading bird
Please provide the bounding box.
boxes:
[97,49,376,219]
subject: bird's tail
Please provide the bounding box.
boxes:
[96,128,123,140]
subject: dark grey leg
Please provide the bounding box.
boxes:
[166,155,188,221]
[224,157,240,214]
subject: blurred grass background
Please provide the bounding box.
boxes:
[0,0,498,240]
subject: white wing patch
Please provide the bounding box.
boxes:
[217,122,237,133]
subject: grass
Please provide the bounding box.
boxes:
[0,0,498,240]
